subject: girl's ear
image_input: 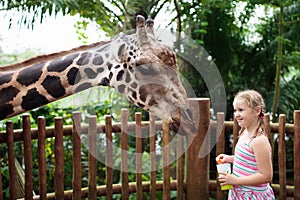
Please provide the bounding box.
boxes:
[255,106,262,117]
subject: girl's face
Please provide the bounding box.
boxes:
[233,98,259,129]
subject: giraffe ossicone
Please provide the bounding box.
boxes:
[0,15,197,136]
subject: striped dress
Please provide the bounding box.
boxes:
[228,139,275,200]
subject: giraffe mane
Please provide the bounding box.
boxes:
[0,41,110,72]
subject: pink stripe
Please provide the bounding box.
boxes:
[238,143,254,154]
[234,167,251,176]
[236,146,256,162]
[236,149,256,162]
[235,159,258,171]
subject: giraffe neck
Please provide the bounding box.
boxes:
[0,34,138,120]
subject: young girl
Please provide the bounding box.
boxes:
[216,90,275,199]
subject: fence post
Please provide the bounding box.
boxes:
[216,112,225,200]
[186,98,210,200]
[0,166,2,198]
[6,121,16,200]
[149,114,157,200]
[121,109,129,200]
[23,114,33,199]
[88,116,97,199]
[72,112,82,200]
[232,118,239,154]
[135,112,143,200]
[37,116,47,199]
[278,114,286,200]
[294,110,300,199]
[106,115,113,200]
[54,117,64,199]
[176,134,184,200]
[162,121,170,200]
[264,114,271,138]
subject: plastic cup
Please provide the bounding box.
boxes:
[216,163,234,190]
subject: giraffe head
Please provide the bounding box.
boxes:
[108,15,197,135]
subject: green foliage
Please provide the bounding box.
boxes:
[266,74,300,122]
[174,0,300,122]
[0,0,171,37]
[0,49,37,66]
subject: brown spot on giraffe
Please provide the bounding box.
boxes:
[0,72,13,85]
[41,75,66,98]
[17,63,44,86]
[21,88,49,111]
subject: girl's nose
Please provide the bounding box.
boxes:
[234,112,240,118]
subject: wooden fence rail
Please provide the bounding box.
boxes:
[0,99,299,200]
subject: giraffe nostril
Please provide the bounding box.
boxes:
[179,107,193,122]
[169,117,180,133]
[168,123,178,133]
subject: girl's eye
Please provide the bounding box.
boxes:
[234,108,243,112]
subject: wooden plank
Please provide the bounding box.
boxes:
[216,112,225,200]
[54,117,64,199]
[6,121,16,200]
[149,114,157,200]
[106,115,113,200]
[3,119,296,144]
[186,98,210,200]
[0,121,165,144]
[88,116,97,199]
[72,112,82,200]
[278,114,286,200]
[0,166,2,198]
[264,114,274,160]
[32,180,183,200]
[37,117,47,199]
[176,134,184,200]
[264,114,271,138]
[294,110,300,199]
[162,122,170,200]
[121,109,129,200]
[23,114,33,199]
[135,112,143,200]
[232,118,239,154]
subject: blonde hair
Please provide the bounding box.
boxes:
[234,90,266,138]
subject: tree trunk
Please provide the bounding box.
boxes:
[271,1,284,122]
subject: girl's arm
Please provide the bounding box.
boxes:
[219,135,273,186]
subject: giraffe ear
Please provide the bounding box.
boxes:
[136,15,146,28]
[146,18,155,38]
[136,15,150,48]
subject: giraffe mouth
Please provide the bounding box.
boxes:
[169,116,197,136]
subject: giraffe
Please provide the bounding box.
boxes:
[0,15,197,135]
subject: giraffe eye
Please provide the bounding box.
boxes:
[136,64,159,76]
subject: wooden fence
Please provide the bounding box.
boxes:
[0,98,299,199]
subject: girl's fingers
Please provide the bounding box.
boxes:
[216,154,224,161]
[218,172,228,183]
[218,175,226,181]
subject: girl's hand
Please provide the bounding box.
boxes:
[218,172,238,185]
[216,154,233,163]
